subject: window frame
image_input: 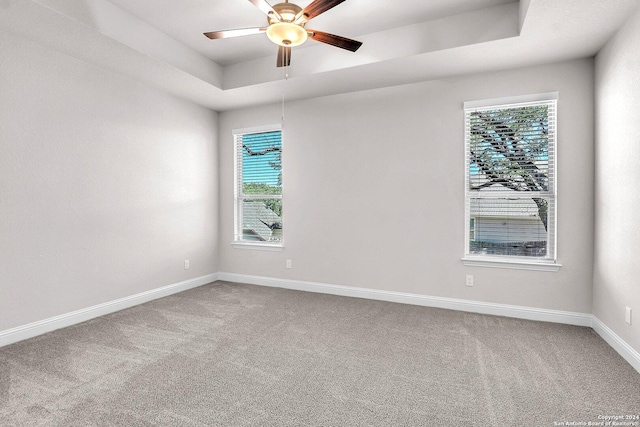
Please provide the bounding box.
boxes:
[232,124,284,251]
[462,92,561,271]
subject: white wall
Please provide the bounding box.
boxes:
[219,59,595,313]
[594,8,640,353]
[0,33,219,331]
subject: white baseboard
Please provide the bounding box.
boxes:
[0,273,219,348]
[3,271,638,376]
[217,272,592,327]
[591,316,640,374]
[218,272,640,374]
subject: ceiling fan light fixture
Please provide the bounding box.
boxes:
[204,0,362,67]
[266,22,308,47]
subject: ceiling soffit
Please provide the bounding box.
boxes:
[2,0,638,111]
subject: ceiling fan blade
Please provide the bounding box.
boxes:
[204,27,266,40]
[248,0,281,21]
[307,29,362,52]
[295,0,347,23]
[277,46,292,67]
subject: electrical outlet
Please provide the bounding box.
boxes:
[465,275,474,287]
[184,260,190,270]
[286,259,292,269]
[625,307,632,325]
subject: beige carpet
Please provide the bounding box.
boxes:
[0,281,638,426]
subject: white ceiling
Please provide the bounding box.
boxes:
[2,0,639,111]
[106,0,514,66]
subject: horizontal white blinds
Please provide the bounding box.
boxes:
[467,100,556,194]
[465,97,557,260]
[236,131,282,195]
[234,128,283,243]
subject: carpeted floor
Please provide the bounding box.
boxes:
[0,281,638,426]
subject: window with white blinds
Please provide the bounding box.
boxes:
[233,125,283,247]
[464,93,558,267]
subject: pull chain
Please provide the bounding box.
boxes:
[282,64,288,122]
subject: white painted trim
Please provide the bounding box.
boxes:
[232,123,282,135]
[464,91,559,110]
[231,242,284,251]
[462,257,562,271]
[217,272,591,327]
[0,273,219,348]
[591,316,640,374]
[4,271,637,375]
[219,273,640,374]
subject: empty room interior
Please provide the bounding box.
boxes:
[1,0,640,424]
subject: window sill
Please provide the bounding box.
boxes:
[231,242,283,252]
[461,257,562,272]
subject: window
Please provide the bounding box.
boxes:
[233,125,283,249]
[463,93,560,271]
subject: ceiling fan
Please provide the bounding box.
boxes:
[204,0,363,67]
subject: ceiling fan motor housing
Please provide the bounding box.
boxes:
[268,2,304,24]
[267,2,308,46]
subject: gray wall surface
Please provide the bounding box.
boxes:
[0,34,219,331]
[594,8,640,353]
[219,59,595,314]
[7,13,638,359]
